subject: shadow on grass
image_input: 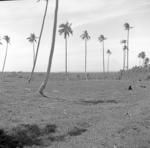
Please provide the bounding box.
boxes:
[68,127,87,136]
[0,122,88,148]
[0,123,59,148]
[80,99,118,105]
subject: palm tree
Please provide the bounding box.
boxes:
[28,0,49,83]
[124,22,133,70]
[80,30,91,78]
[98,34,107,72]
[38,0,59,96]
[27,33,38,66]
[58,22,73,78]
[144,57,149,67]
[2,35,10,73]
[138,52,142,66]
[138,51,146,66]
[106,49,112,72]
[120,40,127,70]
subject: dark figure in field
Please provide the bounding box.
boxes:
[128,85,133,90]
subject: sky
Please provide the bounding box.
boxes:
[0,0,150,72]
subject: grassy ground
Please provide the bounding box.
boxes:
[0,72,150,148]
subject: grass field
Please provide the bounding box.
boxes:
[1,71,150,148]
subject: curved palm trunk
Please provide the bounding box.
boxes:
[126,29,129,70]
[85,39,87,79]
[2,43,8,73]
[33,42,35,66]
[65,37,68,79]
[28,0,49,83]
[39,0,59,96]
[102,41,105,73]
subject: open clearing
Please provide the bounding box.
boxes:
[1,72,150,148]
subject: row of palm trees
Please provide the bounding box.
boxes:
[0,35,10,73]
[0,0,144,97]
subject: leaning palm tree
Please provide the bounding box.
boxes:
[58,22,73,79]
[124,22,133,70]
[120,40,127,70]
[28,0,49,83]
[98,34,107,72]
[2,35,10,73]
[27,33,38,66]
[38,0,59,96]
[106,49,112,72]
[80,30,91,79]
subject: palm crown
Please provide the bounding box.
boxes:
[107,49,111,55]
[138,51,146,59]
[27,33,38,43]
[80,30,91,40]
[98,34,107,42]
[59,22,73,38]
[3,35,10,44]
[124,22,133,30]
[120,40,126,44]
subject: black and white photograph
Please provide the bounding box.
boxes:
[0,0,150,147]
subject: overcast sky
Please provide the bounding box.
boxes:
[0,0,150,72]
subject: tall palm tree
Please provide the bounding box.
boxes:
[28,0,49,83]
[120,40,127,70]
[124,22,133,70]
[39,0,59,96]
[58,22,73,78]
[2,35,10,73]
[80,30,91,78]
[27,33,38,66]
[106,49,112,72]
[98,34,107,72]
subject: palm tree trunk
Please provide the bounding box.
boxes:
[102,41,105,73]
[127,29,129,70]
[65,37,68,79]
[28,0,49,83]
[107,54,109,72]
[39,0,59,96]
[123,50,125,70]
[2,43,8,73]
[33,42,35,66]
[85,39,87,79]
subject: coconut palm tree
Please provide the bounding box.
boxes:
[106,49,112,72]
[144,57,149,67]
[98,34,107,72]
[80,30,91,78]
[2,35,10,73]
[138,52,142,66]
[138,51,146,66]
[58,22,73,79]
[124,22,133,70]
[28,0,49,83]
[27,33,38,66]
[120,40,127,70]
[38,0,59,96]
